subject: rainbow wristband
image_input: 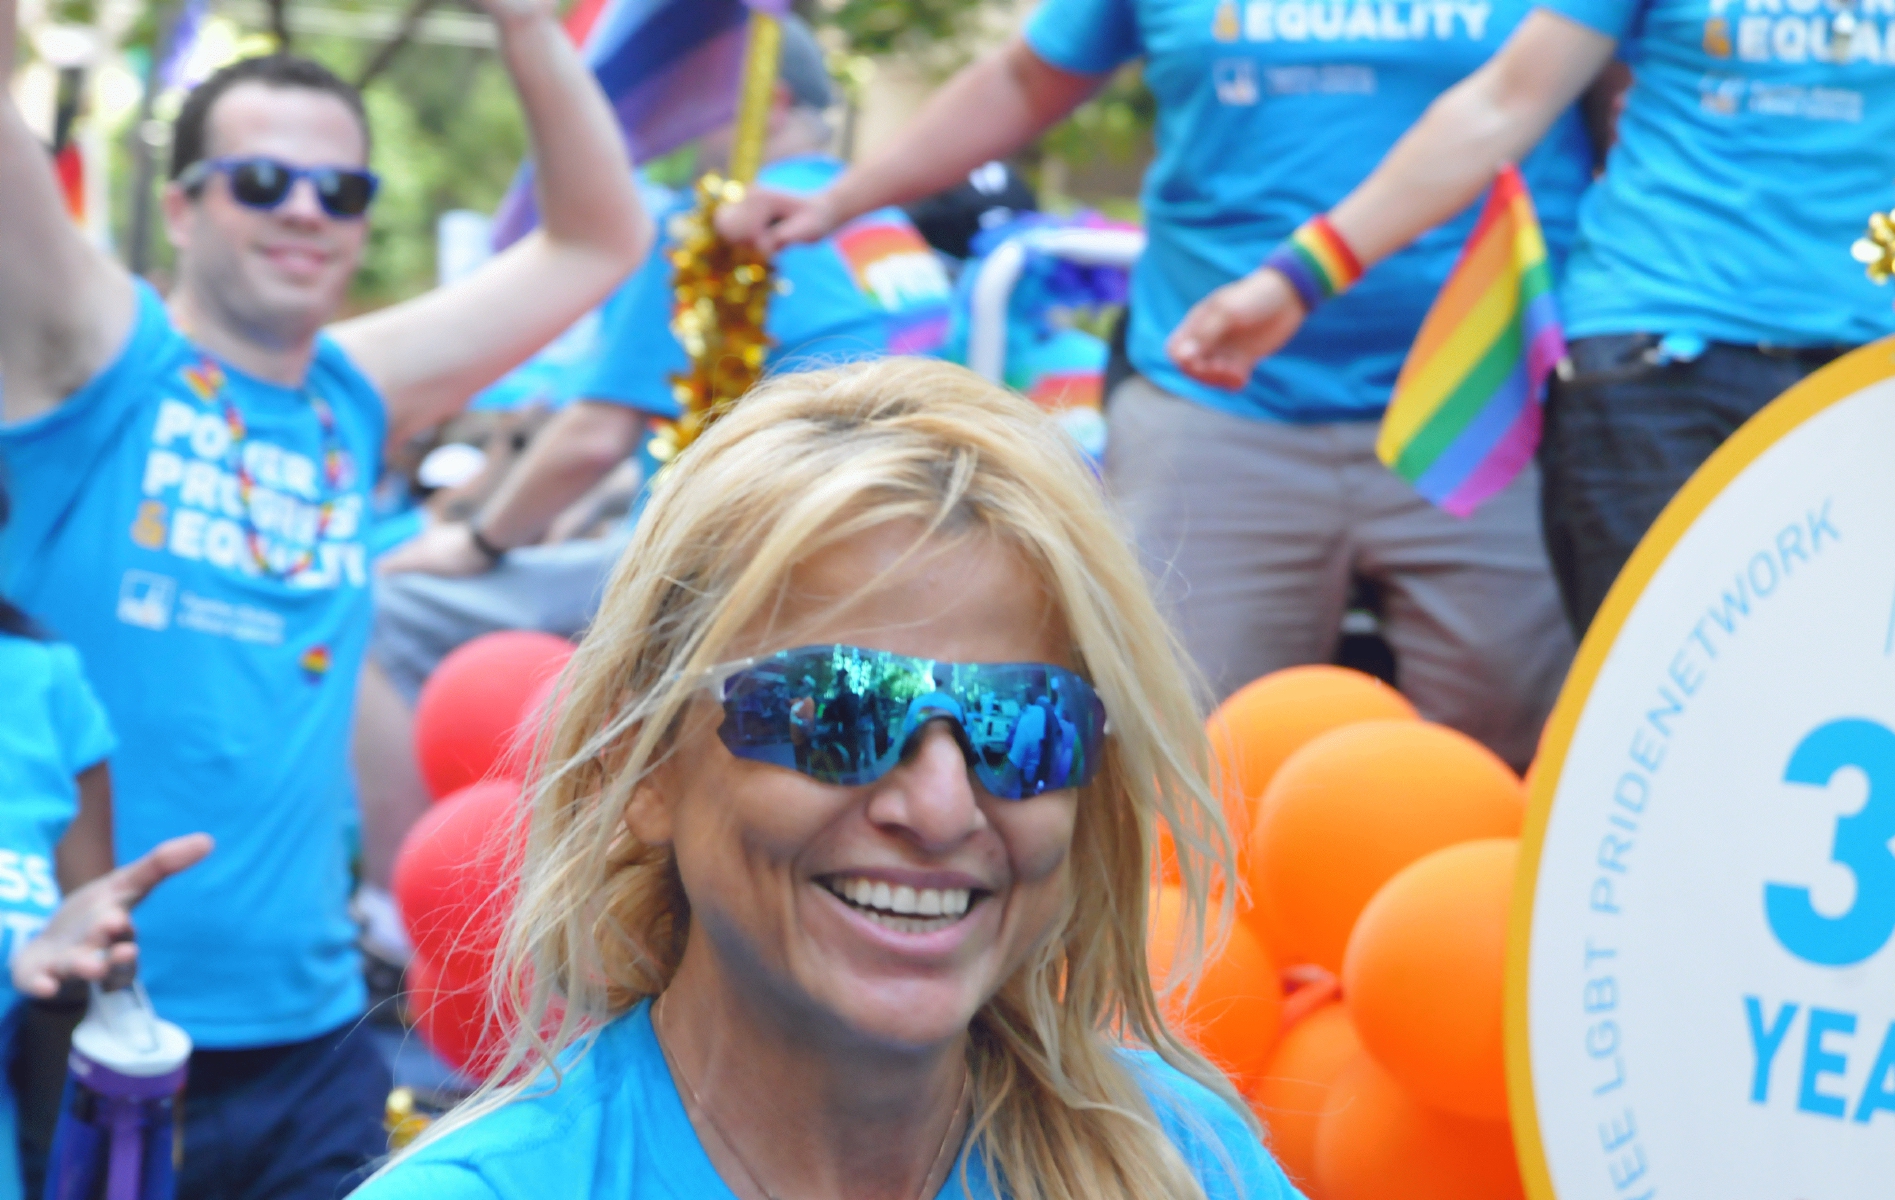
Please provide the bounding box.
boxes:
[1263,215,1364,313]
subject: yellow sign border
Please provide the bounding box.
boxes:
[1505,339,1895,1198]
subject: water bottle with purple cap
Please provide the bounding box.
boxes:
[43,976,191,1200]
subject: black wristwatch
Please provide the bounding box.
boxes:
[468,523,509,565]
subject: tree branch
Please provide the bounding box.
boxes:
[355,0,446,90]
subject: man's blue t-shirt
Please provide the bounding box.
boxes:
[0,634,114,1199]
[353,1002,1305,1200]
[584,155,954,415]
[1547,0,1895,345]
[1026,0,1595,423]
[0,282,382,1047]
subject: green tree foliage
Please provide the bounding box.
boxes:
[804,0,983,58]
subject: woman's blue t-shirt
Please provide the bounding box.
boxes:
[1025,0,1595,423]
[354,1002,1305,1200]
[0,634,116,1200]
[0,282,384,1047]
[1545,0,1895,346]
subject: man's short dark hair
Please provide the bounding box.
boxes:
[169,55,370,180]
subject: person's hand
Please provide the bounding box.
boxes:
[378,522,498,578]
[715,187,841,256]
[1166,268,1309,391]
[13,834,212,1000]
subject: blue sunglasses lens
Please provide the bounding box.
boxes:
[715,645,1107,800]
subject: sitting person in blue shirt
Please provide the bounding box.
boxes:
[353,358,1301,1200]
[0,0,650,1189]
[357,15,953,893]
[1167,0,1895,634]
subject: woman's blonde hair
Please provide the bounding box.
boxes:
[403,358,1249,1199]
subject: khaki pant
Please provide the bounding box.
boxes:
[1106,375,1573,770]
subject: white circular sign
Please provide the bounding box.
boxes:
[1512,345,1895,1198]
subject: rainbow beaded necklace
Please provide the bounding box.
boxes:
[185,355,354,583]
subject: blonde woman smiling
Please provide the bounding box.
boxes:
[357,359,1300,1200]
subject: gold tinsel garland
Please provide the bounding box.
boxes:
[648,174,777,463]
[1852,208,1895,285]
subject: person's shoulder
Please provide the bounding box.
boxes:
[0,634,55,684]
[364,1015,653,1196]
[2,279,185,443]
[1120,1050,1306,1200]
[311,330,390,414]
[352,1159,502,1200]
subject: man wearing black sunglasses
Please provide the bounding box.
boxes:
[0,0,650,1193]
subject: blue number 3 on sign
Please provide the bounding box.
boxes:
[1766,718,1895,968]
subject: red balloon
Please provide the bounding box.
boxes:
[414,631,573,799]
[391,779,523,968]
[408,952,509,1079]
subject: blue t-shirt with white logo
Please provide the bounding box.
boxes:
[1026,0,1595,422]
[0,633,113,1200]
[1547,0,1895,345]
[584,155,954,415]
[0,636,113,1014]
[352,1002,1306,1200]
[0,282,381,1047]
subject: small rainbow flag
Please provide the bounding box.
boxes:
[1377,165,1566,518]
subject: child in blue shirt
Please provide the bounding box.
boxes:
[0,479,210,1199]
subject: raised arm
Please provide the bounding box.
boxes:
[718,37,1104,254]
[330,0,651,446]
[0,0,137,425]
[377,400,647,577]
[1168,10,1617,390]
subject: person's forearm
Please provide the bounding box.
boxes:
[495,7,646,254]
[473,402,645,549]
[1320,12,1614,268]
[825,39,1099,228]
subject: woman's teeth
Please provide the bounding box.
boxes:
[824,876,974,930]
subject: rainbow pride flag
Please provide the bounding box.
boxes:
[492,0,789,249]
[1376,164,1566,518]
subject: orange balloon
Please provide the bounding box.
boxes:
[1314,1055,1524,1200]
[1250,720,1523,972]
[1249,1002,1362,1196]
[1178,668,1418,888]
[1344,838,1518,1121]
[1147,886,1284,1092]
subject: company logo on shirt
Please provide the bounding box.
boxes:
[1220,0,1496,43]
[116,570,177,631]
[1703,0,1895,67]
[832,215,953,354]
[131,384,367,593]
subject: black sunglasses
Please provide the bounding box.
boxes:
[178,156,380,219]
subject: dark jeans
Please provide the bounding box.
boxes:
[1538,334,1848,636]
[181,1017,392,1200]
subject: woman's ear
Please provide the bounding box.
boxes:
[622,773,676,847]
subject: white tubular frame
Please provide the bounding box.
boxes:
[965,226,1148,382]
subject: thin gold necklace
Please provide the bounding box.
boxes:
[654,992,971,1200]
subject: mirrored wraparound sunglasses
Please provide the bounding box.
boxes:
[178,156,381,219]
[700,644,1109,800]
